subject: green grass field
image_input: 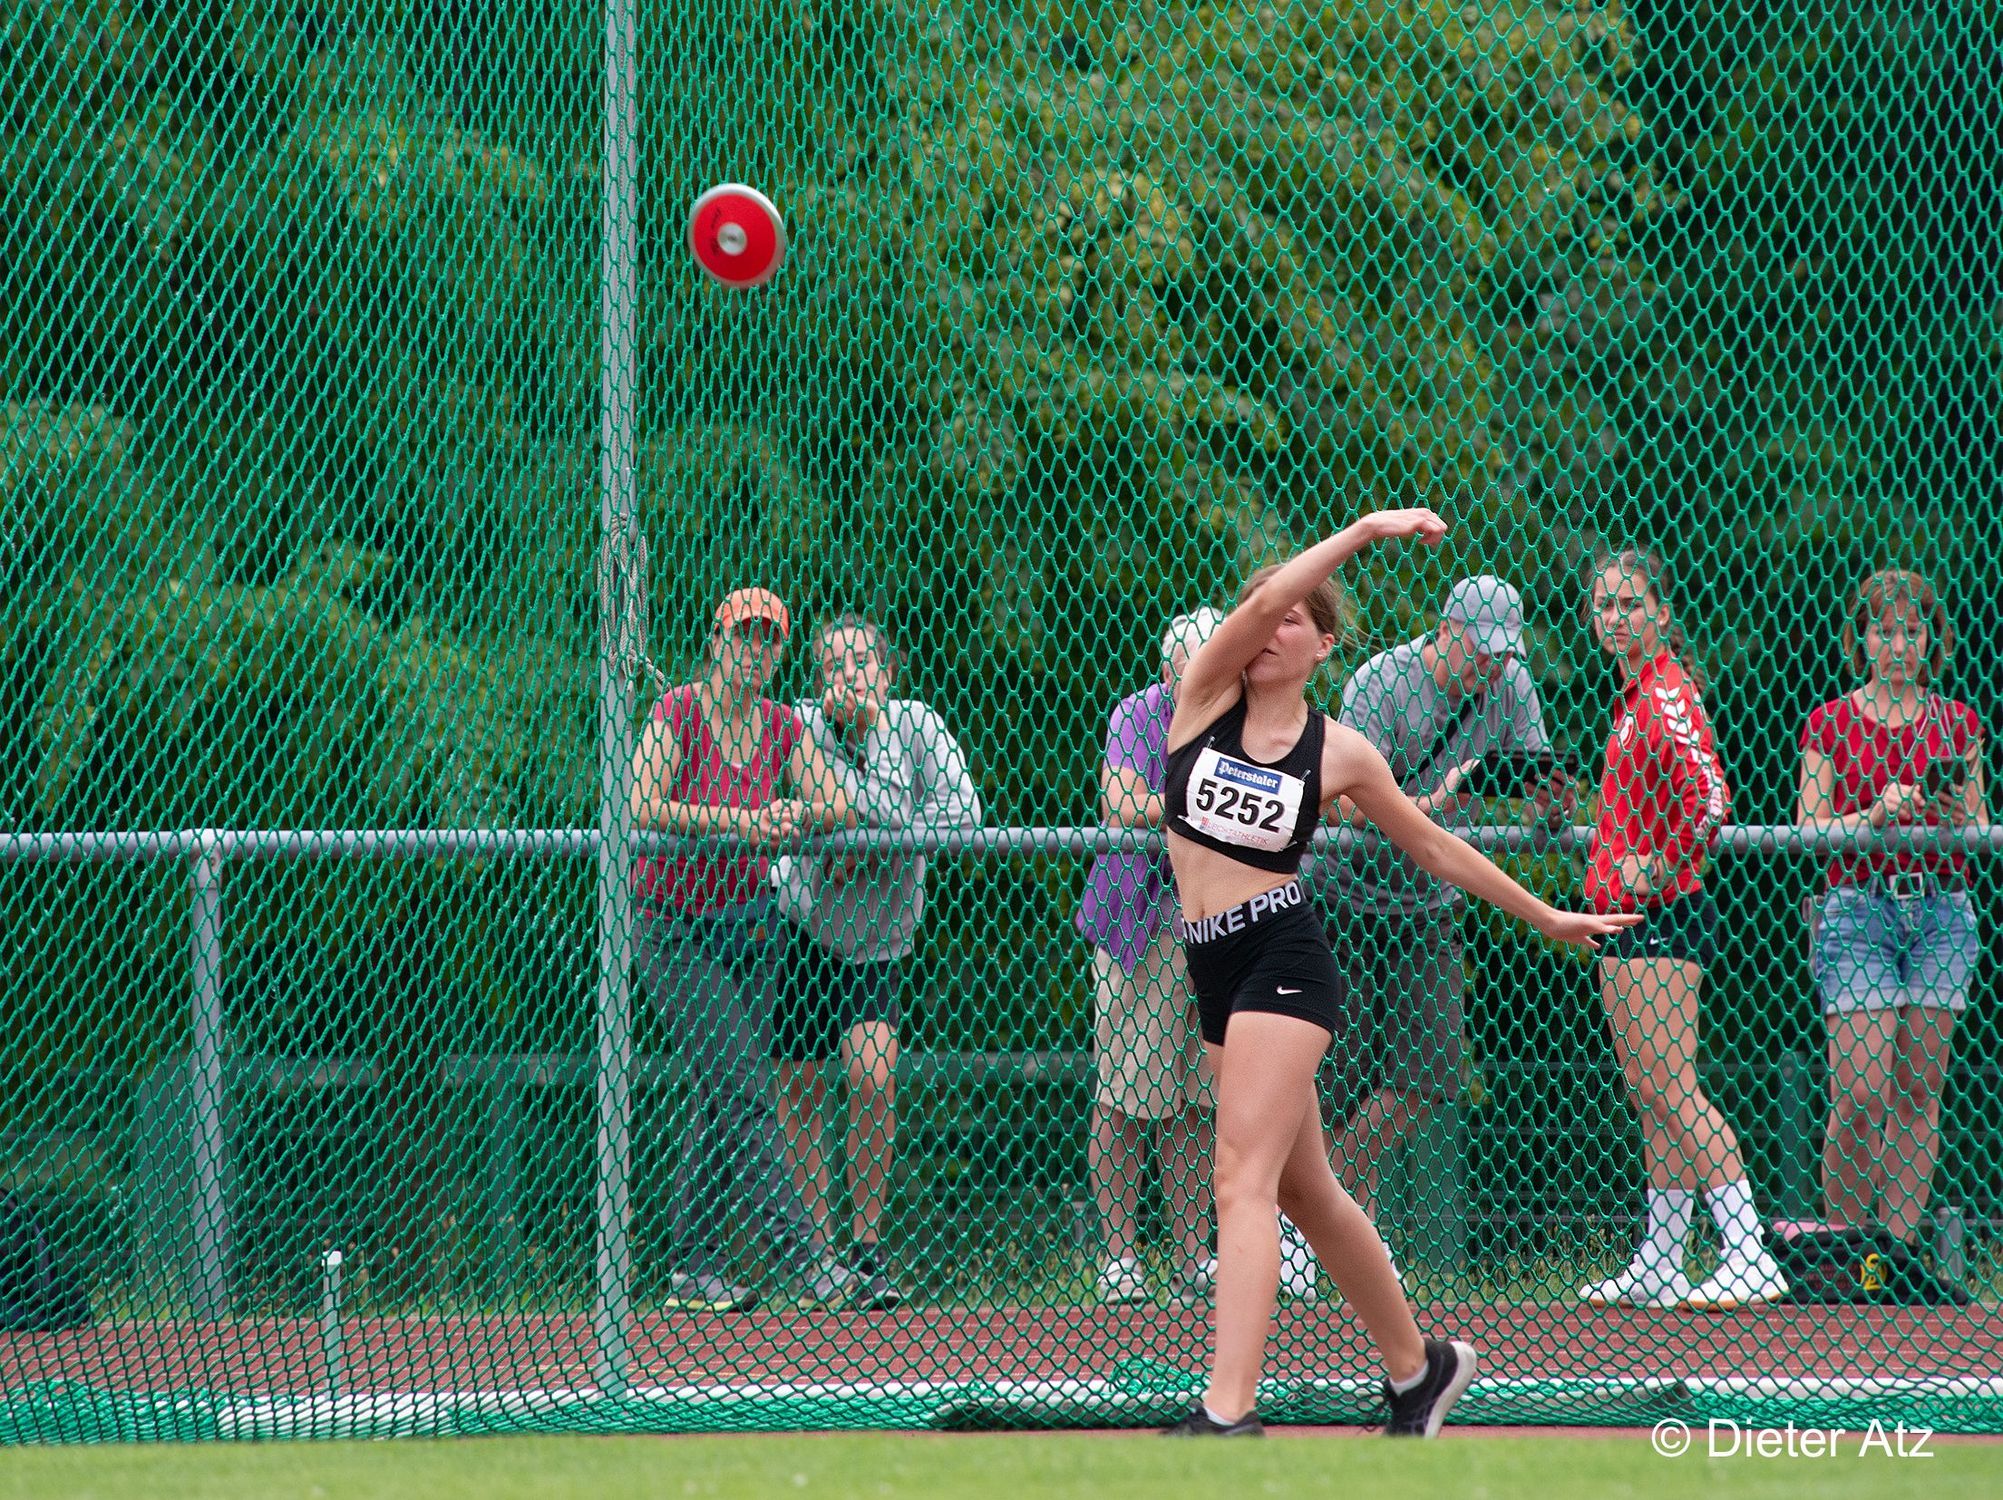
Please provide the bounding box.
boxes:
[2,1433,1994,1500]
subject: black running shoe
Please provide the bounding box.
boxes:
[1162,1406,1265,1437]
[1383,1338,1478,1438]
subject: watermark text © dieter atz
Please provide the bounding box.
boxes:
[1652,1417,1935,1459]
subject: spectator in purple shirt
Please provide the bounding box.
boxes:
[1078,609,1315,1302]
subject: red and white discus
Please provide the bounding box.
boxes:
[688,183,787,289]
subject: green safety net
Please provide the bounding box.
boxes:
[2,0,1999,1442]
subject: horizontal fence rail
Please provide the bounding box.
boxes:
[4,823,2001,862]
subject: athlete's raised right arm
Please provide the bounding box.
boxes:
[1174,508,1448,723]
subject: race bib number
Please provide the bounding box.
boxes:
[1185,747,1306,854]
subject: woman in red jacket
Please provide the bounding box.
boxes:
[1579,547,1788,1309]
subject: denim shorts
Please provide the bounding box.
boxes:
[1812,883,1979,1014]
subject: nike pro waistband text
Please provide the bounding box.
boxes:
[1174,881,1306,946]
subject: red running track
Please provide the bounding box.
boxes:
[3,1302,1994,1396]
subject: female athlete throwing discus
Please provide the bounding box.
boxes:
[1159,509,1640,1438]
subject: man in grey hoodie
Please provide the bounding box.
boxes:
[773,614,984,1307]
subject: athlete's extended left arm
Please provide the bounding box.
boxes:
[1336,734,1550,927]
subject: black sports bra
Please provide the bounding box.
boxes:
[1163,695,1326,874]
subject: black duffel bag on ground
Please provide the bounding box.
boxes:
[1766,1219,1971,1306]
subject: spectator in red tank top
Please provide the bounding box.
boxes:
[1577,546,1787,1311]
[633,589,847,916]
[629,587,856,1312]
[1798,569,1986,1246]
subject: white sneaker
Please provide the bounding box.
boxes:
[1680,1250,1789,1310]
[1279,1216,1319,1300]
[1096,1256,1148,1303]
[1578,1260,1694,1308]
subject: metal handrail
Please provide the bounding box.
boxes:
[3,822,1999,861]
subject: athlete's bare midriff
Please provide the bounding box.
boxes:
[1165,830,1308,923]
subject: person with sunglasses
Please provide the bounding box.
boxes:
[631,587,857,1312]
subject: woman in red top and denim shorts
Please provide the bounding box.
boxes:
[630,588,854,1312]
[1797,569,1986,1245]
[1580,547,1788,1310]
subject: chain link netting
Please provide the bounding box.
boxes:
[1,0,1999,1441]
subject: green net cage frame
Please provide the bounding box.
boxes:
[0,0,1998,1441]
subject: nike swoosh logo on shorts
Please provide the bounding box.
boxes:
[1277,986,1302,995]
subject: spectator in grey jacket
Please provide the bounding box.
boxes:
[773,614,983,1308]
[1304,577,1572,1253]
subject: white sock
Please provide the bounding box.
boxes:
[1707,1180,1764,1263]
[1636,1188,1695,1275]
[1388,1361,1428,1395]
[1204,1402,1244,1425]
